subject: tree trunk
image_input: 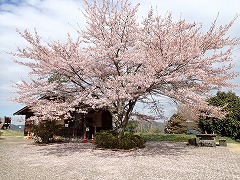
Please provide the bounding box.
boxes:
[117,127,125,138]
[113,100,136,138]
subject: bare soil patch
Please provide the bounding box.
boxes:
[228,143,240,154]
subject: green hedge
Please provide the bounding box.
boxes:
[94,130,146,150]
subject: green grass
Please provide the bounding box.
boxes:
[139,133,196,142]
[216,136,240,144]
[0,130,24,138]
[139,133,240,144]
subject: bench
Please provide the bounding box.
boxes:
[196,134,216,147]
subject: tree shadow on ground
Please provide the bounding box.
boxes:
[139,141,194,156]
[91,141,194,158]
[36,141,194,158]
[35,142,95,157]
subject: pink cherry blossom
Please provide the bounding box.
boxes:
[11,0,240,135]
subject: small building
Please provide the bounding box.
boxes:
[1,116,12,130]
[13,106,112,139]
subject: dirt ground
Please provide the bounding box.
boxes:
[1,137,240,180]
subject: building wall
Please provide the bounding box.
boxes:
[21,109,112,138]
[55,119,64,125]
[95,112,102,127]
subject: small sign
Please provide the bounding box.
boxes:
[65,124,69,128]
[86,127,89,131]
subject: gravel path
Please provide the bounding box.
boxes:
[1,137,240,180]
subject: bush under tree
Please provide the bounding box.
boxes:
[31,121,63,143]
[94,130,145,150]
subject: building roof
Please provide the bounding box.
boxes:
[13,106,33,115]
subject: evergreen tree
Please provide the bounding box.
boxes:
[165,114,188,134]
[199,91,240,139]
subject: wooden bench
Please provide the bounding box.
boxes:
[196,134,216,147]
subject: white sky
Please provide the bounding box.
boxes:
[1,0,240,124]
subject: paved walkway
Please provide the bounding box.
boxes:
[1,137,240,180]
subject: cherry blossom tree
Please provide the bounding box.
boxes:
[12,0,240,136]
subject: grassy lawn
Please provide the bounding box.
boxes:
[139,133,196,142]
[139,132,240,144]
[140,133,240,153]
[0,130,24,138]
[216,136,240,144]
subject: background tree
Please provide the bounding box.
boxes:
[198,91,240,139]
[165,114,188,134]
[165,104,199,134]
[12,0,240,137]
[125,120,139,133]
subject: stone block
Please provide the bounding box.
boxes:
[188,138,197,146]
[219,139,227,146]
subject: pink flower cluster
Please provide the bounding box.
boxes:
[11,0,240,129]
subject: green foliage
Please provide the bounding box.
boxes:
[125,120,138,132]
[165,114,188,134]
[94,130,118,148]
[140,133,195,142]
[198,91,240,139]
[94,130,146,150]
[208,91,240,120]
[198,118,215,134]
[31,121,63,144]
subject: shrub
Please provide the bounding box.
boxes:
[125,120,138,133]
[198,117,240,139]
[198,91,240,140]
[94,130,145,150]
[31,121,63,144]
[165,114,188,134]
[118,133,146,149]
[94,130,118,148]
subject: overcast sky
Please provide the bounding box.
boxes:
[1,0,240,124]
